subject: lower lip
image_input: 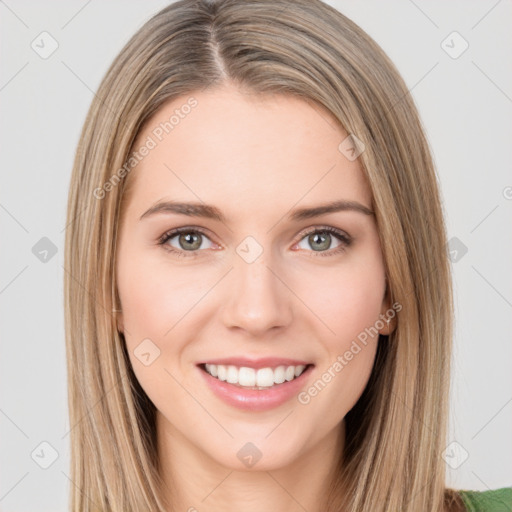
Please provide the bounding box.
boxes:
[198,365,314,412]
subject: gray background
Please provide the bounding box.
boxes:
[1,1,511,510]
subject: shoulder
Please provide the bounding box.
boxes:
[457,487,512,511]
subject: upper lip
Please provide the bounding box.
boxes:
[197,357,313,370]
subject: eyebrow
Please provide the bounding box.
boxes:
[139,199,375,222]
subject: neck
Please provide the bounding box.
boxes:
[157,414,345,512]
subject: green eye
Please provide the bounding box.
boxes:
[295,227,352,256]
[158,226,352,258]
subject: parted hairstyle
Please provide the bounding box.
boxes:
[64,0,464,510]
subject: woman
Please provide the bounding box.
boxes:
[63,0,511,510]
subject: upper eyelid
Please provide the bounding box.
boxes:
[158,225,214,243]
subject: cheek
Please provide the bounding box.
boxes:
[321,279,381,393]
[296,250,385,408]
[117,252,204,340]
[117,253,218,397]
[297,273,382,424]
[117,256,190,410]
[304,258,386,346]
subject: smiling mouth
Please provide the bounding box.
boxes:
[198,363,313,390]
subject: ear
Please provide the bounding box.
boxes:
[378,283,397,336]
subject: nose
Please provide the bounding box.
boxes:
[220,248,293,336]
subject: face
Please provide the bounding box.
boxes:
[116,84,392,472]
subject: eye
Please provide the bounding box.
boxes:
[294,226,352,257]
[157,225,352,258]
[158,227,216,257]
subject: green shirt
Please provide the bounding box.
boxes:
[459,487,512,511]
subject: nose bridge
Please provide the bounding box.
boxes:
[220,236,292,333]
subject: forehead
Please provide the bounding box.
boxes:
[125,86,372,220]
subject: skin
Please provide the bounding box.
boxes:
[116,82,395,512]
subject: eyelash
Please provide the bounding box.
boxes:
[157,225,352,259]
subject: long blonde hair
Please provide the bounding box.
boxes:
[64,0,460,510]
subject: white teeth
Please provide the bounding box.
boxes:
[226,365,238,384]
[239,367,256,386]
[217,365,227,381]
[205,363,218,377]
[285,366,295,381]
[256,368,274,387]
[274,366,286,384]
[203,364,307,388]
